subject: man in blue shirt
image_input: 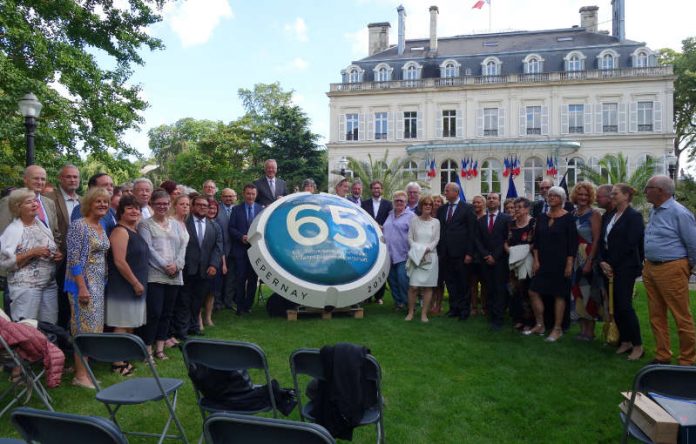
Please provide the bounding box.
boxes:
[643,175,696,365]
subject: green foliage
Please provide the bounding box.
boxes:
[346,151,426,199]
[579,153,655,206]
[676,174,696,215]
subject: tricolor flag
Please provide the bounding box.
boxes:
[427,159,437,178]
[472,0,490,9]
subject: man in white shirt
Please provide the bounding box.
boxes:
[133,177,153,219]
[254,159,287,207]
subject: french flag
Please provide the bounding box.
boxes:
[472,0,489,9]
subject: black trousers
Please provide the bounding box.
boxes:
[55,259,71,330]
[234,256,257,313]
[173,274,210,338]
[610,270,642,346]
[442,256,470,317]
[483,261,509,326]
[140,283,179,346]
[217,255,236,308]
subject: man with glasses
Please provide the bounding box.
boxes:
[229,184,263,315]
[532,179,573,218]
[361,180,392,304]
[406,182,421,214]
[642,175,696,365]
[217,188,237,309]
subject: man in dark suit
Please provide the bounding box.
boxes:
[254,159,287,207]
[216,187,237,309]
[361,180,393,303]
[437,182,477,320]
[475,193,512,330]
[230,183,264,315]
[532,179,574,217]
[173,195,222,338]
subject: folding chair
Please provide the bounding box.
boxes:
[289,348,384,444]
[11,406,127,444]
[203,412,335,444]
[181,339,277,443]
[0,334,53,418]
[74,333,188,443]
[620,364,696,443]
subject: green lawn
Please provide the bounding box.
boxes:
[1,284,694,443]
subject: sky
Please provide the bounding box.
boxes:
[120,0,696,162]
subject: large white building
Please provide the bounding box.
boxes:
[326,1,674,198]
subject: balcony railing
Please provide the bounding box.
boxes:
[329,66,673,92]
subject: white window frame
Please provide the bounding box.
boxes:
[526,106,542,135]
[523,54,545,74]
[403,160,419,180]
[523,157,545,199]
[564,157,585,188]
[480,159,502,195]
[402,61,423,81]
[597,49,619,70]
[403,111,418,139]
[342,64,364,83]
[345,113,359,141]
[483,108,499,136]
[440,159,458,191]
[568,104,584,134]
[602,103,619,133]
[564,51,586,78]
[442,110,456,138]
[374,112,388,140]
[481,56,502,76]
[631,47,655,68]
[637,101,653,132]
[373,63,393,82]
[440,59,460,78]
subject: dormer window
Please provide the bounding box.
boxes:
[632,47,656,68]
[564,51,586,78]
[440,59,460,78]
[523,54,545,74]
[401,61,422,81]
[481,56,502,76]
[342,64,364,83]
[598,49,619,70]
[373,63,393,82]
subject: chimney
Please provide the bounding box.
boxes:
[579,6,599,32]
[397,5,406,56]
[612,0,625,40]
[429,6,439,53]
[368,22,391,56]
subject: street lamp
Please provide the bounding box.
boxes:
[17,93,43,167]
[337,156,348,177]
[666,154,678,180]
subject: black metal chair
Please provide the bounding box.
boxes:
[74,333,188,443]
[620,364,696,443]
[0,334,53,418]
[181,339,278,443]
[289,348,384,444]
[11,406,127,444]
[204,412,335,444]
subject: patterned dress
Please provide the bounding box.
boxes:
[571,210,603,320]
[65,218,110,335]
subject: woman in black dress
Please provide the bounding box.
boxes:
[528,186,578,342]
[506,197,535,331]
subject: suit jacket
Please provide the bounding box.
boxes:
[598,206,644,275]
[229,202,264,259]
[436,200,477,258]
[0,194,61,251]
[361,198,393,226]
[215,203,234,256]
[532,199,575,219]
[44,188,78,254]
[253,177,287,207]
[475,212,513,262]
[184,216,222,279]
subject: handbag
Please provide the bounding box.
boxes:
[602,276,620,346]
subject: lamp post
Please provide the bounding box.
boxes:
[337,156,348,177]
[17,93,43,167]
[666,154,678,181]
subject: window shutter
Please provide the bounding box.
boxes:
[648,54,657,67]
[541,106,549,135]
[366,113,374,141]
[580,58,585,71]
[416,112,423,139]
[435,110,443,138]
[387,112,393,140]
[560,105,569,135]
[564,59,569,72]
[519,106,526,136]
[358,113,365,141]
[396,112,404,140]
[523,61,529,74]
[338,114,346,142]
[618,103,627,133]
[539,60,544,73]
[476,108,484,137]
[498,107,505,137]
[456,109,464,138]
[584,104,593,134]
[629,102,637,133]
[595,103,603,133]
[654,101,663,132]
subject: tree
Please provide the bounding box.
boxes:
[0,0,167,172]
[238,83,293,123]
[345,151,426,199]
[660,38,696,167]
[676,174,696,216]
[579,153,655,206]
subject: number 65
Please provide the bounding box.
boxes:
[287,204,367,248]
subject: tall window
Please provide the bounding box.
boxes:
[484,61,498,76]
[569,104,584,133]
[405,65,418,80]
[568,55,582,72]
[600,53,615,70]
[375,112,388,140]
[480,159,501,195]
[403,160,418,180]
[376,67,389,82]
[635,52,648,68]
[565,157,585,188]
[523,157,545,199]
[346,114,359,141]
[348,68,361,83]
[638,101,653,131]
[588,156,610,183]
[443,63,457,78]
[404,112,417,139]
[484,108,498,136]
[527,57,541,74]
[526,106,541,135]
[440,159,458,191]
[602,103,618,133]
[442,110,456,138]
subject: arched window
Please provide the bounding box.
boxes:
[440,159,458,191]
[564,51,586,78]
[632,47,655,68]
[405,65,417,80]
[349,68,360,83]
[564,157,585,188]
[481,57,501,76]
[373,63,393,82]
[633,153,658,176]
[523,54,544,74]
[480,159,502,195]
[568,55,582,71]
[598,49,619,71]
[402,61,422,81]
[440,59,460,78]
[587,156,610,183]
[402,160,419,180]
[523,157,544,199]
[342,64,364,83]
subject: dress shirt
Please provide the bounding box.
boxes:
[267,177,276,198]
[194,217,206,245]
[35,195,50,229]
[222,204,233,217]
[644,197,696,265]
[60,187,80,216]
[487,211,498,231]
[347,195,361,205]
[141,206,152,219]
[372,198,381,216]
[383,210,415,264]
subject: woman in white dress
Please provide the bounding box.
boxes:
[405,195,440,322]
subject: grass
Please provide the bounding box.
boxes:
[1,283,694,443]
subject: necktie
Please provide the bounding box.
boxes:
[197,219,204,247]
[226,206,232,217]
[446,204,454,223]
[247,205,253,223]
[488,213,495,233]
[269,180,276,198]
[543,202,549,214]
[36,197,47,227]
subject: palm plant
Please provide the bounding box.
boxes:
[579,153,656,206]
[341,151,427,199]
